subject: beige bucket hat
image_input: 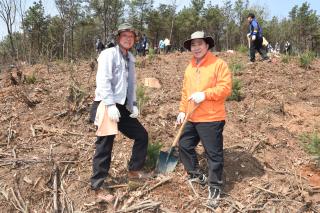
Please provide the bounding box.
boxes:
[183,31,214,51]
[116,23,137,37]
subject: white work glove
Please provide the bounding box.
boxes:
[176,112,186,125]
[252,35,256,41]
[130,106,139,118]
[107,105,120,122]
[188,92,205,104]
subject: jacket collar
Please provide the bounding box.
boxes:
[116,45,135,62]
[191,51,217,67]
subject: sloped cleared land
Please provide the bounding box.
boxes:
[0,51,319,212]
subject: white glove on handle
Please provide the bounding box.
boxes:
[130,106,139,118]
[252,35,256,41]
[107,105,120,122]
[188,92,205,104]
[176,112,186,125]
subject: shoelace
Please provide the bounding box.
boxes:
[209,188,220,199]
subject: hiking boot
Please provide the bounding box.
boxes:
[128,170,151,181]
[188,173,207,186]
[207,186,221,207]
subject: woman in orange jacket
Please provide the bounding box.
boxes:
[177,31,232,206]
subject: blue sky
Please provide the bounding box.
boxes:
[0,0,319,40]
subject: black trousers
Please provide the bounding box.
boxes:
[250,37,268,62]
[90,104,148,190]
[179,121,225,189]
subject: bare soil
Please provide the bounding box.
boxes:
[0,51,319,212]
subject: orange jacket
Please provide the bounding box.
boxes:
[179,51,232,122]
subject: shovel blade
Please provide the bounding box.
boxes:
[156,150,178,174]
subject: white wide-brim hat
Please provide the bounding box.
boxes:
[183,31,214,51]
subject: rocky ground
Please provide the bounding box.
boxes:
[0,51,319,212]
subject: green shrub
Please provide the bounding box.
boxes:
[299,131,320,166]
[147,53,155,62]
[135,60,142,68]
[67,81,86,111]
[281,55,291,63]
[227,77,242,101]
[236,44,248,54]
[300,51,316,69]
[229,60,244,74]
[144,141,162,170]
[136,84,149,114]
[148,48,155,55]
[25,72,37,84]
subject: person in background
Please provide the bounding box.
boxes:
[284,41,292,55]
[159,39,165,54]
[96,38,105,54]
[275,42,280,54]
[164,37,171,54]
[142,34,148,56]
[177,31,232,207]
[247,13,269,63]
[106,33,115,48]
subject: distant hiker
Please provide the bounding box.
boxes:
[96,38,105,54]
[267,43,274,53]
[145,42,149,55]
[142,34,148,56]
[159,39,165,54]
[177,31,232,207]
[180,46,186,53]
[90,23,150,202]
[164,38,171,54]
[136,36,144,56]
[247,13,269,63]
[275,42,280,54]
[284,41,292,55]
[106,33,115,48]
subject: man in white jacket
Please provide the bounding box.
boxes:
[91,23,149,202]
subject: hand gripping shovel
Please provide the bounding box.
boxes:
[156,104,199,174]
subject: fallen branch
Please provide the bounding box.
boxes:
[251,184,279,196]
[117,199,161,213]
[119,177,171,211]
[0,158,49,164]
[9,187,28,213]
[201,204,217,212]
[222,197,245,213]
[105,184,128,189]
[12,147,17,167]
[246,202,268,211]
[53,163,59,213]
[187,180,199,198]
[30,125,36,137]
[7,120,15,146]
[144,177,172,193]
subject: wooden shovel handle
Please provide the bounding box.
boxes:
[171,104,199,147]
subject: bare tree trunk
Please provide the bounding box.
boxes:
[103,0,107,44]
[0,0,17,59]
[169,0,176,42]
[17,0,27,62]
[63,30,66,59]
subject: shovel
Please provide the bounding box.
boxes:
[156,104,199,174]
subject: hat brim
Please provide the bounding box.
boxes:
[117,29,137,37]
[183,37,215,51]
